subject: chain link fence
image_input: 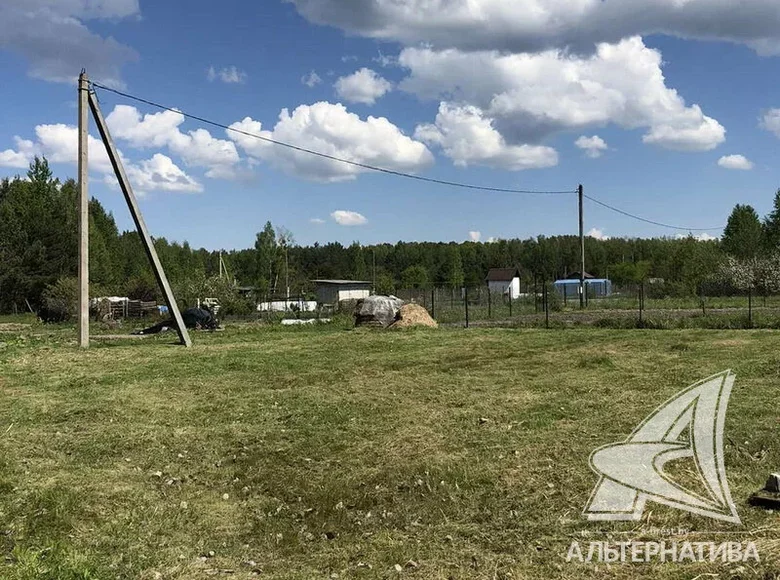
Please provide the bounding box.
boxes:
[394,283,780,329]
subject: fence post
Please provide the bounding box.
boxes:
[488,289,492,319]
[431,288,436,319]
[544,281,549,329]
[639,282,644,327]
[465,287,470,328]
[509,294,513,317]
[534,278,539,313]
[748,287,753,328]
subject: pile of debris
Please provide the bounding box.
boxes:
[354,295,404,328]
[354,296,437,329]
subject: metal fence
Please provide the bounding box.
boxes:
[394,284,780,330]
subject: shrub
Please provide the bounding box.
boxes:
[40,277,78,322]
[124,275,159,301]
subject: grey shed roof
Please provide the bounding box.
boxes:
[485,268,521,282]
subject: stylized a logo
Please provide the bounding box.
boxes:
[584,371,740,524]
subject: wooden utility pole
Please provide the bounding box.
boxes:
[78,71,90,348]
[578,183,585,309]
[88,89,192,347]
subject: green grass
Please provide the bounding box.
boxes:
[1,319,779,578]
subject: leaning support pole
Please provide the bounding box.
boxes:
[88,90,192,347]
[78,71,90,348]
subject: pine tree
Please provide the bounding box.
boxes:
[763,189,780,251]
[722,204,763,259]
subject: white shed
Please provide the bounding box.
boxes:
[313,280,372,305]
[485,268,522,299]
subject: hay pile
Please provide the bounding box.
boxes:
[391,304,438,328]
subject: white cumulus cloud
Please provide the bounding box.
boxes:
[0,0,139,88]
[310,217,326,224]
[414,103,558,170]
[105,105,241,179]
[469,231,482,242]
[125,153,203,193]
[227,102,433,182]
[0,138,37,169]
[27,123,113,174]
[0,122,201,194]
[400,38,725,153]
[575,135,608,159]
[331,210,367,226]
[334,68,393,105]
[717,154,754,170]
[587,228,609,240]
[289,0,780,56]
[760,109,780,138]
[207,65,247,84]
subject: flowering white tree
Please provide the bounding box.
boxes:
[756,253,780,295]
[718,253,780,324]
[719,256,758,292]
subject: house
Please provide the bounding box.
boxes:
[485,268,522,299]
[312,280,372,305]
[554,278,613,298]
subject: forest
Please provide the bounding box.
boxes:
[1,157,777,315]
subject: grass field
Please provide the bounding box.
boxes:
[1,319,779,579]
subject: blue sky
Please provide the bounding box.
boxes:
[2,1,780,250]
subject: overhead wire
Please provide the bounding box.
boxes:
[583,193,724,232]
[91,82,725,233]
[90,82,576,196]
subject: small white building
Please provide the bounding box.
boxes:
[485,268,522,299]
[313,280,372,305]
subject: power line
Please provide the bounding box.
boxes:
[90,82,576,196]
[90,83,726,233]
[583,193,724,232]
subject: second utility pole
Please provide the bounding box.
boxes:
[579,183,585,309]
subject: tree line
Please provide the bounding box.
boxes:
[1,158,777,315]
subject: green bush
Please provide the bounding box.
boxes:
[40,277,78,322]
[124,275,159,301]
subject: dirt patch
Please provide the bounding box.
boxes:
[391,304,438,328]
